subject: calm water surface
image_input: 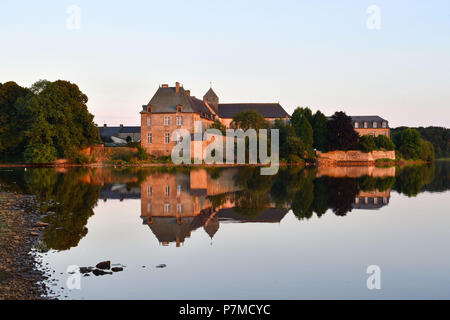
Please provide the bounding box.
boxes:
[0,162,449,299]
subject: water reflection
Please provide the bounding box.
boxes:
[0,162,447,251]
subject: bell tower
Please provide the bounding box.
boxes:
[203,87,219,113]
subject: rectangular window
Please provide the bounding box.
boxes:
[164,204,171,213]
[354,122,359,129]
[382,122,387,128]
[165,133,170,144]
[147,133,152,144]
[177,116,183,126]
[165,185,170,196]
[364,122,368,128]
[177,185,182,196]
[164,116,171,126]
[373,121,378,128]
[147,203,152,213]
[147,116,151,126]
[177,203,183,213]
[147,186,152,196]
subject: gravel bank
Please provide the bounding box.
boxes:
[0,192,50,300]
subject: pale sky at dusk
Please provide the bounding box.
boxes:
[1,0,449,127]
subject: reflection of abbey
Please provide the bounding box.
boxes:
[96,167,395,247]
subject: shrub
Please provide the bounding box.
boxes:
[136,146,149,161]
[23,143,58,164]
[375,135,395,150]
[111,149,136,162]
[359,135,377,153]
[71,152,90,164]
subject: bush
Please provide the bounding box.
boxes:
[71,152,90,164]
[111,149,136,162]
[375,135,395,150]
[359,135,377,152]
[136,146,149,161]
[23,143,58,164]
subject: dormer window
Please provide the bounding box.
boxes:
[382,121,387,128]
[373,121,378,128]
[355,122,359,129]
[364,122,368,128]
[147,106,152,113]
[177,105,183,113]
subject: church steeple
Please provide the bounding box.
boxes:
[203,87,219,113]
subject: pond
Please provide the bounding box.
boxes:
[0,161,448,299]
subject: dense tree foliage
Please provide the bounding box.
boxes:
[392,126,449,158]
[393,128,435,161]
[312,111,328,151]
[0,81,31,160]
[359,135,377,152]
[231,110,268,131]
[0,80,100,163]
[375,135,395,151]
[326,111,360,151]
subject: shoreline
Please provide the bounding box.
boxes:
[0,192,50,300]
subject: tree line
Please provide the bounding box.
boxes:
[0,80,99,163]
[230,107,438,163]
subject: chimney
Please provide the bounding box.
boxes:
[176,82,180,93]
[120,124,124,129]
[186,90,190,97]
[161,84,169,88]
[103,124,107,128]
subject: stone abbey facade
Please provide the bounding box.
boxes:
[140,82,290,156]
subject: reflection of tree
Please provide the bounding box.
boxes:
[0,168,101,251]
[422,161,450,192]
[324,178,360,216]
[233,167,274,217]
[359,176,395,192]
[393,164,435,197]
[312,178,328,217]
[25,169,101,251]
[292,177,314,220]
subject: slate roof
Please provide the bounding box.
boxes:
[218,103,290,119]
[203,87,218,100]
[326,115,389,128]
[99,126,140,138]
[143,86,216,119]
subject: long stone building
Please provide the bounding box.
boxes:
[140,82,290,156]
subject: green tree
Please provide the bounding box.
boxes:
[291,107,313,146]
[231,110,268,131]
[210,120,227,135]
[326,111,360,151]
[393,128,422,159]
[312,111,328,151]
[359,135,377,152]
[0,82,31,159]
[375,135,395,151]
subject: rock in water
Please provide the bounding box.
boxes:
[156,264,167,268]
[111,267,123,272]
[96,261,111,270]
[93,269,112,276]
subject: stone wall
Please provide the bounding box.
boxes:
[317,150,395,166]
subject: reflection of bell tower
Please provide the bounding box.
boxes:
[203,87,219,113]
